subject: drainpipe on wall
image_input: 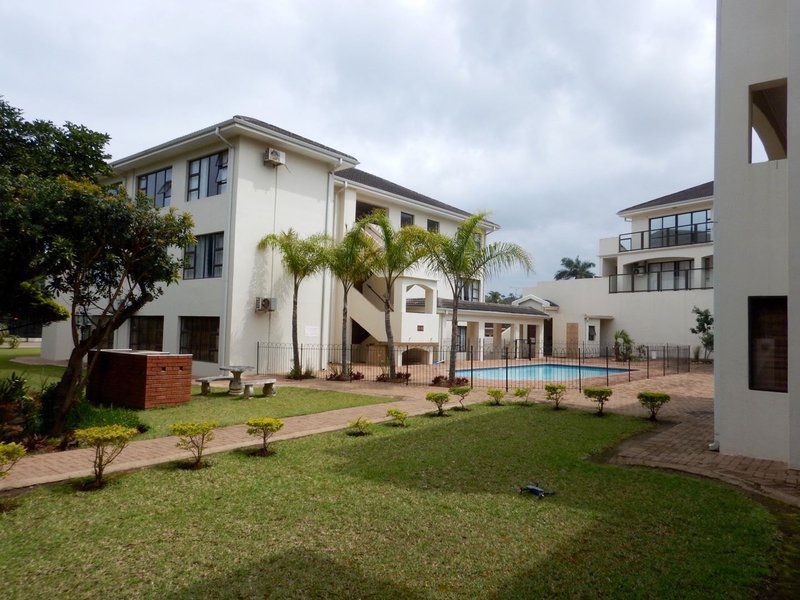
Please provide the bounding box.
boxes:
[318,160,339,369]
[215,127,236,367]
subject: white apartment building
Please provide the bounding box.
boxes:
[714,0,798,468]
[519,183,714,352]
[40,116,547,374]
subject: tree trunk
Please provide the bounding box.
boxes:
[341,287,349,375]
[384,291,396,379]
[448,297,460,382]
[291,279,300,377]
[47,349,87,436]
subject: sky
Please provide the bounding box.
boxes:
[0,0,717,294]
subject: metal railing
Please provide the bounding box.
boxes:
[618,224,713,252]
[255,341,691,391]
[608,268,713,293]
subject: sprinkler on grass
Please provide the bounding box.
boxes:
[519,483,555,499]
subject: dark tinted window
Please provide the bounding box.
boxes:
[749,296,787,392]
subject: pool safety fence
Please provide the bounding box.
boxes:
[255,342,692,391]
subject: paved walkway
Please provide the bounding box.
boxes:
[2,369,799,508]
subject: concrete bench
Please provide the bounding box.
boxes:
[243,379,277,398]
[195,375,233,395]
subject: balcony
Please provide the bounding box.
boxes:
[609,268,713,293]
[618,224,713,252]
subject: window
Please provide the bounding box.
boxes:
[458,278,481,301]
[184,232,224,279]
[455,325,467,351]
[187,150,228,200]
[427,219,439,233]
[79,315,114,349]
[750,79,787,163]
[748,297,787,393]
[128,316,164,351]
[179,317,219,363]
[400,212,414,228]
[355,201,382,221]
[588,325,596,342]
[649,210,711,247]
[137,167,172,208]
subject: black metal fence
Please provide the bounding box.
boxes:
[255,342,692,391]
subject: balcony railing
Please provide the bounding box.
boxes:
[618,224,713,252]
[609,268,713,293]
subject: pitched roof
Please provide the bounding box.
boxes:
[618,181,714,215]
[336,168,478,220]
[234,116,358,162]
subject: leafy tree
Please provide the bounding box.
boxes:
[326,226,378,374]
[245,417,284,455]
[74,425,137,487]
[690,306,714,359]
[170,421,217,468]
[554,256,596,280]
[355,211,428,378]
[484,290,504,303]
[425,212,532,381]
[258,229,329,378]
[0,98,112,328]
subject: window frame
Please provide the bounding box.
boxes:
[427,219,440,233]
[128,316,164,351]
[183,232,224,280]
[400,212,415,228]
[179,316,220,363]
[187,150,228,201]
[137,166,173,208]
[748,296,788,393]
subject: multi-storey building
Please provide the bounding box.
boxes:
[40,116,547,374]
[518,183,714,353]
[714,0,798,468]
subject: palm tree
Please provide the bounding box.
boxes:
[554,256,595,280]
[426,212,533,382]
[258,229,329,378]
[355,211,427,378]
[484,290,504,304]
[326,227,378,375]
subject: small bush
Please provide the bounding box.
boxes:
[68,401,148,433]
[386,408,408,427]
[170,421,217,468]
[7,335,20,349]
[0,442,26,479]
[425,391,450,416]
[327,369,366,381]
[246,417,284,455]
[0,373,42,443]
[346,417,373,436]
[513,387,532,405]
[376,372,411,383]
[431,375,469,387]
[544,383,567,410]
[486,388,505,406]
[583,387,613,416]
[637,391,671,421]
[74,425,138,486]
[448,386,471,410]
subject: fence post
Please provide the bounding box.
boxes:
[470,345,474,388]
[300,344,304,374]
[605,345,609,386]
[628,350,631,382]
[256,342,260,374]
[686,346,690,373]
[663,345,667,376]
[405,345,410,385]
[505,346,509,392]
[578,346,583,392]
[646,345,650,379]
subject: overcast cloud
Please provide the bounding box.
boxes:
[0,0,716,293]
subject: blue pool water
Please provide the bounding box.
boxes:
[455,363,630,382]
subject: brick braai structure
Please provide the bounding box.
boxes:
[87,350,192,409]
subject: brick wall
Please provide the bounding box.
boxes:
[87,350,192,409]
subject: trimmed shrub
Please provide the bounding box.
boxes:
[486,388,505,406]
[431,375,469,387]
[513,387,532,405]
[386,408,408,427]
[7,335,20,349]
[376,372,411,383]
[0,373,42,443]
[0,442,26,478]
[544,383,567,410]
[74,425,137,486]
[246,417,284,455]
[583,387,613,416]
[170,421,217,468]
[448,386,472,410]
[346,417,373,436]
[425,391,450,416]
[637,391,671,421]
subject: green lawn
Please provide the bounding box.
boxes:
[1,348,393,439]
[0,404,777,599]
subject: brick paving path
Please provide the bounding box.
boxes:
[2,367,799,508]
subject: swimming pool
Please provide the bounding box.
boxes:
[455,363,630,382]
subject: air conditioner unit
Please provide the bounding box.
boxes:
[264,148,286,167]
[255,297,277,312]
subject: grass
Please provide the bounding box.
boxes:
[0,404,777,599]
[0,348,394,439]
